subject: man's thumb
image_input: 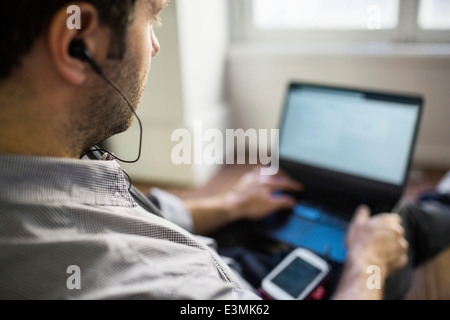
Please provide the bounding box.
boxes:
[352,205,371,224]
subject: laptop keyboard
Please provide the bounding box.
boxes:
[293,202,349,231]
[265,191,397,263]
[264,191,356,262]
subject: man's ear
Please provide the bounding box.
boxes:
[46,3,110,85]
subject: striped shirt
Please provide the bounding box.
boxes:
[0,155,260,300]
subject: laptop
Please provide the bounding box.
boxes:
[254,82,423,263]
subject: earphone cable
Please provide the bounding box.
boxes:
[81,71,143,165]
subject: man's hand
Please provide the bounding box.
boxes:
[332,205,409,300]
[223,167,303,221]
[187,166,303,235]
[346,205,409,275]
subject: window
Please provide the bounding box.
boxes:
[253,0,400,30]
[418,0,450,30]
[231,0,450,43]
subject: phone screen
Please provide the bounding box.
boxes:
[271,257,322,298]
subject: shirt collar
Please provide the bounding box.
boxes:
[0,155,136,207]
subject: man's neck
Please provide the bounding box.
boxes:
[0,127,77,159]
[0,100,80,158]
[0,59,88,159]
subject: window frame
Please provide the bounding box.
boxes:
[230,0,450,44]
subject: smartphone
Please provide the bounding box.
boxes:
[261,248,331,300]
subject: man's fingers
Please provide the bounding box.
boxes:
[270,195,296,211]
[393,240,409,270]
[400,238,409,251]
[374,214,404,236]
[260,175,304,192]
[375,212,402,223]
[391,223,405,237]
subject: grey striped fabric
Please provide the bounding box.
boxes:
[0,155,260,300]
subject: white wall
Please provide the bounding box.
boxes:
[227,43,450,169]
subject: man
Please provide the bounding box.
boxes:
[0,0,441,300]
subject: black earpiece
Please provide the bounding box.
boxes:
[69,40,103,75]
[69,40,90,61]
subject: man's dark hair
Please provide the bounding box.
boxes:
[0,0,138,80]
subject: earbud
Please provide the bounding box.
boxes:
[69,40,103,75]
[69,40,89,61]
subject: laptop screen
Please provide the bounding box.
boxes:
[279,84,422,186]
